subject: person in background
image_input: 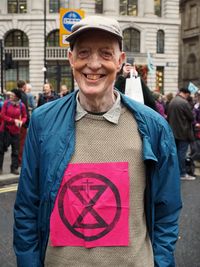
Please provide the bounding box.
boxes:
[26,83,36,113]
[37,83,59,107]
[0,89,27,175]
[14,16,181,267]
[0,94,5,125]
[190,90,200,161]
[164,92,173,117]
[115,62,157,110]
[0,94,4,111]
[60,84,69,97]
[153,92,167,119]
[168,87,195,180]
[17,80,29,166]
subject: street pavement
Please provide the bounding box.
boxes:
[0,149,200,266]
[0,147,19,186]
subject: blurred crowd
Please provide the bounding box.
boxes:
[0,77,199,180]
[0,80,70,175]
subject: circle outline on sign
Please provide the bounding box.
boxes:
[58,172,122,241]
[62,11,82,32]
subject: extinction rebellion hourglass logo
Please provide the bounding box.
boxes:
[50,162,129,248]
[58,172,121,241]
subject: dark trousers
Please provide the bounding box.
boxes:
[18,126,27,165]
[175,139,189,176]
[0,131,19,171]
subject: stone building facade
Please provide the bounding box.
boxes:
[179,0,200,89]
[0,0,180,95]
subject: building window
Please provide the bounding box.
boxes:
[46,30,73,92]
[186,53,197,80]
[4,30,29,90]
[189,4,198,28]
[47,30,59,47]
[8,0,27,13]
[123,28,140,52]
[154,0,161,17]
[5,30,29,47]
[47,62,73,93]
[156,66,164,93]
[49,0,60,13]
[95,0,103,14]
[119,0,137,16]
[157,30,164,54]
[5,61,29,90]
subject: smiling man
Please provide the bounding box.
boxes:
[14,16,182,267]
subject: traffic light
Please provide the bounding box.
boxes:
[5,52,14,69]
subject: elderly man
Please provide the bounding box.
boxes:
[14,16,182,267]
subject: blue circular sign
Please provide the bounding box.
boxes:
[62,11,82,32]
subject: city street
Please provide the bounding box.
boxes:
[175,177,200,267]
[0,188,17,267]
[0,150,200,267]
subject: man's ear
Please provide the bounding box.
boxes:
[117,52,126,72]
[68,49,74,68]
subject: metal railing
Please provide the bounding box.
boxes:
[4,47,29,59]
[46,47,69,60]
[4,47,69,60]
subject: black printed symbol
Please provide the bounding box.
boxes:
[58,172,121,241]
[71,183,108,229]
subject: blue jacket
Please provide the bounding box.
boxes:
[13,91,182,267]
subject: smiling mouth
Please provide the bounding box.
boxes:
[84,74,105,80]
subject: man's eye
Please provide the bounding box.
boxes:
[101,51,113,59]
[78,50,89,58]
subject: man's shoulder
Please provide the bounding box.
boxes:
[172,95,186,104]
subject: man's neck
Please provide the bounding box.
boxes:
[179,92,187,99]
[78,91,116,113]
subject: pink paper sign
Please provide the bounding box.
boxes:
[50,162,129,248]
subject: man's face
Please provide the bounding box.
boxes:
[22,84,27,92]
[68,30,125,99]
[43,84,51,95]
[60,85,68,95]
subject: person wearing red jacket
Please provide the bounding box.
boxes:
[0,89,27,175]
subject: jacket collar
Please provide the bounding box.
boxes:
[75,90,121,124]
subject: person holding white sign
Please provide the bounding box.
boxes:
[115,62,156,110]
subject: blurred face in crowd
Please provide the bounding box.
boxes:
[68,30,125,111]
[43,83,52,96]
[10,92,19,102]
[26,84,32,94]
[60,85,69,96]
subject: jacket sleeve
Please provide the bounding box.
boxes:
[13,113,42,267]
[152,120,182,267]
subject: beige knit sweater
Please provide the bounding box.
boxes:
[45,107,153,267]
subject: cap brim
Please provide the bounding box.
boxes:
[66,26,122,44]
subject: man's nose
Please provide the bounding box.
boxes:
[87,53,102,69]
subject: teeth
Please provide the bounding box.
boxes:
[86,74,101,80]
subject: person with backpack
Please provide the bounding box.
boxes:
[17,80,30,166]
[0,89,27,175]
